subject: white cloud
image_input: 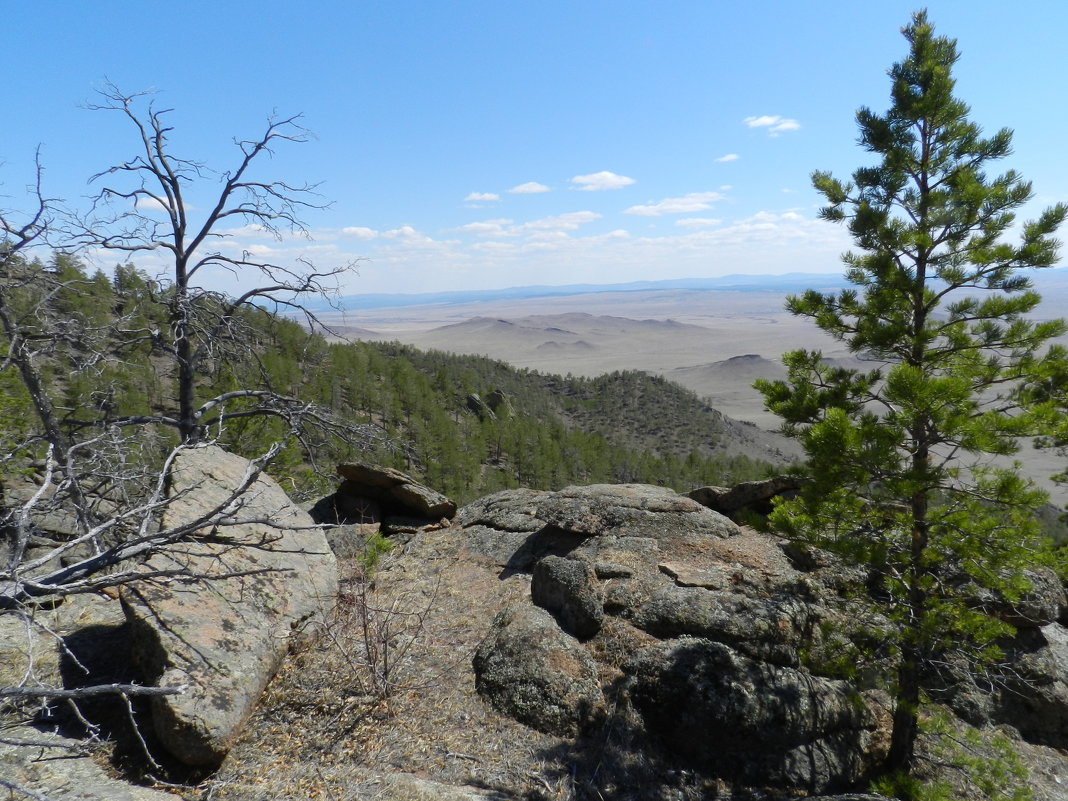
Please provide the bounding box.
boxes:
[513,211,601,233]
[508,181,551,194]
[675,217,722,229]
[134,195,170,212]
[464,191,500,202]
[382,225,430,241]
[624,191,724,217]
[340,226,379,240]
[458,213,601,240]
[570,171,636,191]
[194,208,852,296]
[715,154,740,163]
[744,115,801,134]
[459,219,513,235]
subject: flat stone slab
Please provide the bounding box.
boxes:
[337,463,457,519]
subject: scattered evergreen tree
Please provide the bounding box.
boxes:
[755,11,1067,780]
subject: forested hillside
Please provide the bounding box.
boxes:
[0,254,783,507]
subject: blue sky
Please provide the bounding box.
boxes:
[4,1,1067,296]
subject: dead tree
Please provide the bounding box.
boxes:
[78,84,354,445]
[0,96,379,738]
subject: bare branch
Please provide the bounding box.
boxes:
[0,683,184,700]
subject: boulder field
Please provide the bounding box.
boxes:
[4,456,1067,800]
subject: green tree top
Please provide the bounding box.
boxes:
[757,10,1067,784]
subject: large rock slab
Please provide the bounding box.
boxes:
[537,483,737,540]
[121,446,338,767]
[457,484,740,574]
[986,566,1066,628]
[379,773,518,800]
[460,486,892,795]
[632,586,822,666]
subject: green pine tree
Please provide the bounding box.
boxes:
[755,10,1067,779]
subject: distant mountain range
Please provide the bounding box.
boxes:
[325,273,854,311]
[325,266,1068,312]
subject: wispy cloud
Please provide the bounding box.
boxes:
[714,153,740,163]
[624,191,724,217]
[512,211,602,233]
[508,181,551,194]
[570,171,635,191]
[191,209,849,296]
[675,217,722,229]
[458,212,601,239]
[744,115,801,135]
[464,191,500,202]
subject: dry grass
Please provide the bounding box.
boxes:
[193,526,574,801]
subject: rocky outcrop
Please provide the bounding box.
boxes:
[466,483,887,795]
[309,463,456,539]
[121,446,338,767]
[465,393,496,421]
[989,566,1066,628]
[687,474,804,521]
[994,623,1068,747]
[627,638,876,792]
[485,388,513,417]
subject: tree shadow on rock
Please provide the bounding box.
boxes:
[49,621,209,785]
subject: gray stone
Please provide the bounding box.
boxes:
[473,603,603,736]
[626,638,876,794]
[996,622,1068,748]
[455,488,548,534]
[465,392,496,421]
[336,462,457,519]
[531,555,604,640]
[687,475,804,520]
[322,522,382,560]
[485,389,513,417]
[457,485,740,574]
[998,567,1066,628]
[537,483,738,540]
[0,726,175,800]
[632,585,821,666]
[121,446,338,767]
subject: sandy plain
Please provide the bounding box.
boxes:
[319,281,1068,506]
